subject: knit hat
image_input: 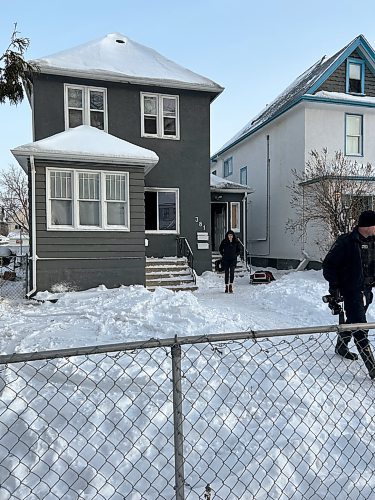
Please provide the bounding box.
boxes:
[358,210,375,227]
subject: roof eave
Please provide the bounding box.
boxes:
[33,66,224,94]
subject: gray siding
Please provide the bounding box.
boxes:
[33,159,145,291]
[32,74,215,275]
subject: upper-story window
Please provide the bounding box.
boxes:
[346,58,365,94]
[47,168,129,230]
[141,93,180,139]
[223,157,233,178]
[64,85,108,131]
[345,114,363,156]
[240,166,248,185]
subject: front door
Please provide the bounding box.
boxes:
[211,202,227,251]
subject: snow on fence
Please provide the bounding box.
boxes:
[1,324,375,499]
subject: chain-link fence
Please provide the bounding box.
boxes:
[1,324,375,499]
[0,255,28,301]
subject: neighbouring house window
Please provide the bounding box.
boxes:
[240,166,248,185]
[47,169,129,230]
[230,202,240,232]
[345,114,363,156]
[145,189,179,232]
[141,93,179,139]
[223,157,233,177]
[65,85,107,131]
[343,194,375,212]
[346,58,365,94]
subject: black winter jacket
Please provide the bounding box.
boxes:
[219,238,241,262]
[322,227,369,293]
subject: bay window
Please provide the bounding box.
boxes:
[47,169,129,230]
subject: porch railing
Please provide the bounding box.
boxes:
[176,237,196,284]
[237,238,251,272]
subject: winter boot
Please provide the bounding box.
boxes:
[225,285,229,293]
[229,284,233,294]
[335,335,358,360]
[358,346,375,379]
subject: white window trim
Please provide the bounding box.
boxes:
[230,202,241,232]
[46,167,130,231]
[145,187,180,234]
[140,92,180,140]
[64,84,108,132]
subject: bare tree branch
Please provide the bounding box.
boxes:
[286,149,375,252]
[0,164,29,232]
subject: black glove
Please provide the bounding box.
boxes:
[329,286,340,299]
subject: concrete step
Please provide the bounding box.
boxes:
[145,256,197,292]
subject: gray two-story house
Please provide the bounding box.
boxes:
[12,33,223,293]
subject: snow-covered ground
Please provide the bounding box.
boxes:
[1,269,375,499]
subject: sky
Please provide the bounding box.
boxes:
[3,0,375,170]
[1,268,375,497]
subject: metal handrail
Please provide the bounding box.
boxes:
[176,236,196,284]
[237,238,251,272]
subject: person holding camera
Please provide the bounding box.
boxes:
[219,230,241,293]
[322,210,375,379]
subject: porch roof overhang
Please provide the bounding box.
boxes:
[210,174,253,194]
[11,125,159,174]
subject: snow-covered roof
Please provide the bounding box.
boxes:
[210,174,253,193]
[213,34,375,157]
[30,33,224,95]
[11,125,159,174]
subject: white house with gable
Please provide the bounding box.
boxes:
[211,34,375,269]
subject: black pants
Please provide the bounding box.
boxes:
[223,259,236,285]
[341,288,373,350]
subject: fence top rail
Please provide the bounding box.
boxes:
[1,322,375,365]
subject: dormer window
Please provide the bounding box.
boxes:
[346,58,365,94]
[64,84,108,131]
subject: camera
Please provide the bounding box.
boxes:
[322,294,343,315]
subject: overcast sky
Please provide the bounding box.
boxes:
[2,0,375,170]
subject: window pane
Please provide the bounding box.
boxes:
[69,109,83,128]
[240,167,247,185]
[349,79,362,93]
[68,88,83,108]
[79,201,100,226]
[50,171,72,199]
[145,191,157,230]
[158,192,176,230]
[231,204,239,229]
[145,116,157,134]
[163,98,176,116]
[90,91,104,110]
[90,111,104,130]
[349,63,361,80]
[79,173,100,200]
[347,136,360,155]
[347,116,361,135]
[106,174,126,201]
[163,117,176,136]
[107,202,126,225]
[144,96,157,115]
[51,200,72,225]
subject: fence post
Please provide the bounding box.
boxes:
[171,340,185,500]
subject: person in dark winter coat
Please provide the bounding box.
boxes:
[322,210,375,379]
[219,230,241,293]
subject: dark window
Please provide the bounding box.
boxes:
[145,191,157,230]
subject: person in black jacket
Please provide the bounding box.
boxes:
[219,230,241,293]
[322,210,375,379]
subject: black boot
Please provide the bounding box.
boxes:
[358,346,375,379]
[335,335,358,360]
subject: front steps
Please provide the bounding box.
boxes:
[146,257,198,292]
[211,252,248,277]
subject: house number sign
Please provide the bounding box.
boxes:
[194,216,206,231]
